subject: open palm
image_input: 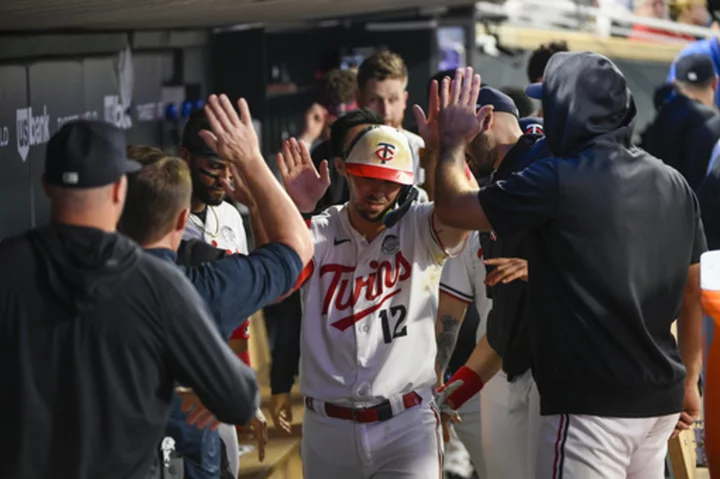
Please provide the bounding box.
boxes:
[277,138,330,214]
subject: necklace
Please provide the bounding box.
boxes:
[190,206,220,238]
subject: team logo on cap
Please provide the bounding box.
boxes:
[374,142,396,164]
[525,123,543,135]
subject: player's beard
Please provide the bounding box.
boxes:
[191,168,225,206]
[466,133,496,179]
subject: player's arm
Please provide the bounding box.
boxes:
[163,268,259,426]
[679,263,702,386]
[201,94,314,266]
[185,243,303,333]
[435,292,469,382]
[436,335,503,411]
[434,68,558,235]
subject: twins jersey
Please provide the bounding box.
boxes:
[300,202,450,407]
[439,232,493,342]
[183,201,248,255]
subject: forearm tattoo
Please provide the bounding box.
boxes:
[436,314,461,375]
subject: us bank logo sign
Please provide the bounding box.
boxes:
[16,106,51,162]
[104,95,132,130]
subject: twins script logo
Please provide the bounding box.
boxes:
[374,142,396,164]
[321,251,411,331]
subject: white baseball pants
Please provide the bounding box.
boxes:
[535,412,680,479]
[301,394,443,478]
[479,370,541,479]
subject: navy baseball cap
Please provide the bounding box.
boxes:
[519,116,544,135]
[476,87,519,117]
[45,120,141,188]
[676,53,715,85]
[181,109,218,158]
[525,82,543,100]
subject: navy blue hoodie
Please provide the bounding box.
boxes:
[478,52,706,417]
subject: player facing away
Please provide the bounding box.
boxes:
[276,124,469,478]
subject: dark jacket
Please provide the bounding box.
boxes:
[0,225,258,479]
[151,241,303,479]
[478,52,706,417]
[642,92,716,178]
[481,134,550,382]
[686,114,720,191]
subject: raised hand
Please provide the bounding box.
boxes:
[413,79,441,151]
[276,138,330,214]
[198,94,262,166]
[438,67,493,147]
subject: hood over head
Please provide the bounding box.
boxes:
[525,52,636,157]
[27,225,141,315]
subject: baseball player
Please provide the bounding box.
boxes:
[430,87,548,479]
[435,60,705,479]
[178,109,267,478]
[276,121,469,477]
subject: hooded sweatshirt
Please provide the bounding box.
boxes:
[0,225,259,479]
[478,52,706,417]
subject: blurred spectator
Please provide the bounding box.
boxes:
[671,0,711,28]
[643,53,718,179]
[526,41,568,118]
[500,86,535,118]
[668,34,720,108]
[526,41,569,83]
[631,0,697,41]
[298,69,358,149]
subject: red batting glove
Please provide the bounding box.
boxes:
[436,366,485,410]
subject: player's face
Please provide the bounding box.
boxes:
[465,132,496,179]
[189,155,232,206]
[359,78,408,129]
[346,174,403,222]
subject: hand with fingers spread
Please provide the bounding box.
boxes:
[438,67,493,148]
[277,138,330,214]
[177,388,221,431]
[413,79,442,152]
[484,257,529,286]
[199,94,262,166]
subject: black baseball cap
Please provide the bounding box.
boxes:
[476,87,519,117]
[45,120,141,188]
[676,53,715,85]
[181,109,218,158]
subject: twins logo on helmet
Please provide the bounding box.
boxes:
[374,142,397,164]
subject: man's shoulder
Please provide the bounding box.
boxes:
[216,201,244,222]
[402,129,425,149]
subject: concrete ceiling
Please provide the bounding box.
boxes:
[0,0,477,31]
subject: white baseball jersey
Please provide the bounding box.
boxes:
[183,201,248,255]
[439,232,492,342]
[300,202,453,407]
